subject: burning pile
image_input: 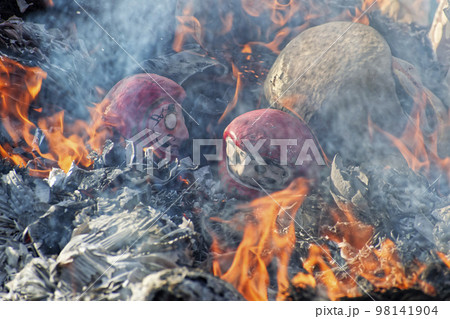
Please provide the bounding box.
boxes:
[0,0,449,301]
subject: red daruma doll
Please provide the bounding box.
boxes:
[219,109,325,198]
[99,73,189,160]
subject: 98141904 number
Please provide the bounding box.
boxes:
[375,306,438,316]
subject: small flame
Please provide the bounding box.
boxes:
[0,145,27,167]
[219,12,234,35]
[244,27,293,55]
[178,175,190,185]
[437,252,450,269]
[349,0,376,25]
[372,87,450,183]
[430,0,449,52]
[241,0,301,28]
[173,0,204,52]
[173,0,369,124]
[300,244,361,300]
[346,0,400,25]
[81,97,116,152]
[218,63,243,123]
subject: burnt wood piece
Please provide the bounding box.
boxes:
[284,284,329,301]
[25,200,94,256]
[131,267,244,301]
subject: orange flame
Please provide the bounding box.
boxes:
[373,89,450,183]
[241,0,301,28]
[437,252,450,269]
[0,145,27,167]
[173,0,204,52]
[0,56,108,176]
[212,178,309,300]
[73,97,115,153]
[1,56,46,168]
[35,112,91,172]
[218,63,243,123]
[291,206,436,300]
[213,192,440,300]
[244,27,293,55]
[347,0,388,25]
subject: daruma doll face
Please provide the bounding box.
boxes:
[101,73,189,159]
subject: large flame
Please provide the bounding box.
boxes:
[0,56,110,176]
[212,178,309,301]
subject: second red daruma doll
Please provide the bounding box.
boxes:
[219,109,325,198]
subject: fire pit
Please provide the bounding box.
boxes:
[0,0,449,302]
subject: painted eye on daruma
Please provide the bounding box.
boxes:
[164,113,177,130]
